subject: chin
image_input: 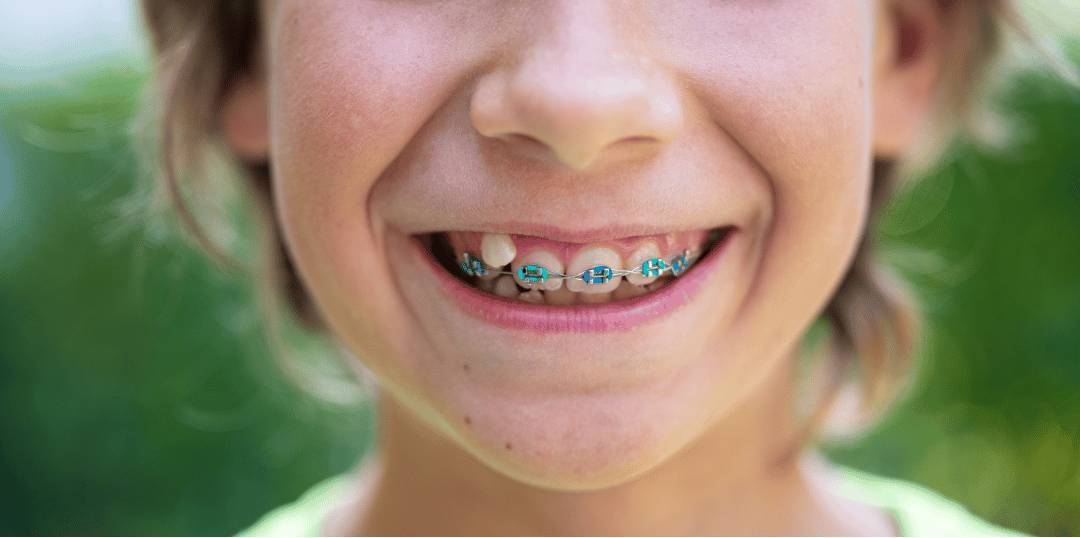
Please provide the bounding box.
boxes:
[440,383,710,491]
[398,318,755,492]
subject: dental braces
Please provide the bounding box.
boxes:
[459,249,700,285]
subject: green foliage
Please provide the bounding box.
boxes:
[0,65,373,535]
[824,47,1080,535]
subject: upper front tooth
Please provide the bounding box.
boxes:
[512,249,565,291]
[625,242,662,286]
[480,233,516,268]
[566,245,622,294]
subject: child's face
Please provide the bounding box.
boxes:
[236,1,933,488]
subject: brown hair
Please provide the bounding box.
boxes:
[136,1,1074,448]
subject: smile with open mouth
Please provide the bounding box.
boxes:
[412,225,736,332]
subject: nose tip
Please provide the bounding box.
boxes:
[470,51,684,172]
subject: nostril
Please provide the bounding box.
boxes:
[496,132,654,171]
[492,132,568,164]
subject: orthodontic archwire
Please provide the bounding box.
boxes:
[459,249,700,286]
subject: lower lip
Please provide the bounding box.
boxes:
[411,228,736,334]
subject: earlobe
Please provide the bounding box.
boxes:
[220,74,270,161]
[871,0,947,158]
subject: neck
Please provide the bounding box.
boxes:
[330,352,885,535]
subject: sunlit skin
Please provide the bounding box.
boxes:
[221,0,945,534]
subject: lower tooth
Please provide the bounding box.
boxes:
[477,278,496,292]
[518,290,544,304]
[494,276,519,299]
[579,291,613,304]
[646,279,669,292]
[612,280,648,300]
[545,285,576,305]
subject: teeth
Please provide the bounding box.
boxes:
[646,278,670,292]
[512,249,564,291]
[579,291,613,304]
[544,285,576,305]
[480,233,516,268]
[612,279,648,300]
[477,266,502,280]
[493,275,520,299]
[451,228,716,304]
[518,289,544,304]
[565,245,622,294]
[625,243,662,286]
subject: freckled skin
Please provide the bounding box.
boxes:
[250,0,925,534]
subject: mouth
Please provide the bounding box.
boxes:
[411,225,736,332]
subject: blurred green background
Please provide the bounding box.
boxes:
[1,1,1078,536]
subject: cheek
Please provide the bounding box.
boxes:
[263,6,473,384]
[758,43,873,315]
[741,57,873,287]
[655,1,874,253]
[737,33,873,360]
[663,3,874,364]
[269,9,450,219]
[737,50,872,368]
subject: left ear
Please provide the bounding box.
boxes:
[871,0,948,158]
[219,73,270,161]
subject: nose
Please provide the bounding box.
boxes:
[469,2,684,172]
